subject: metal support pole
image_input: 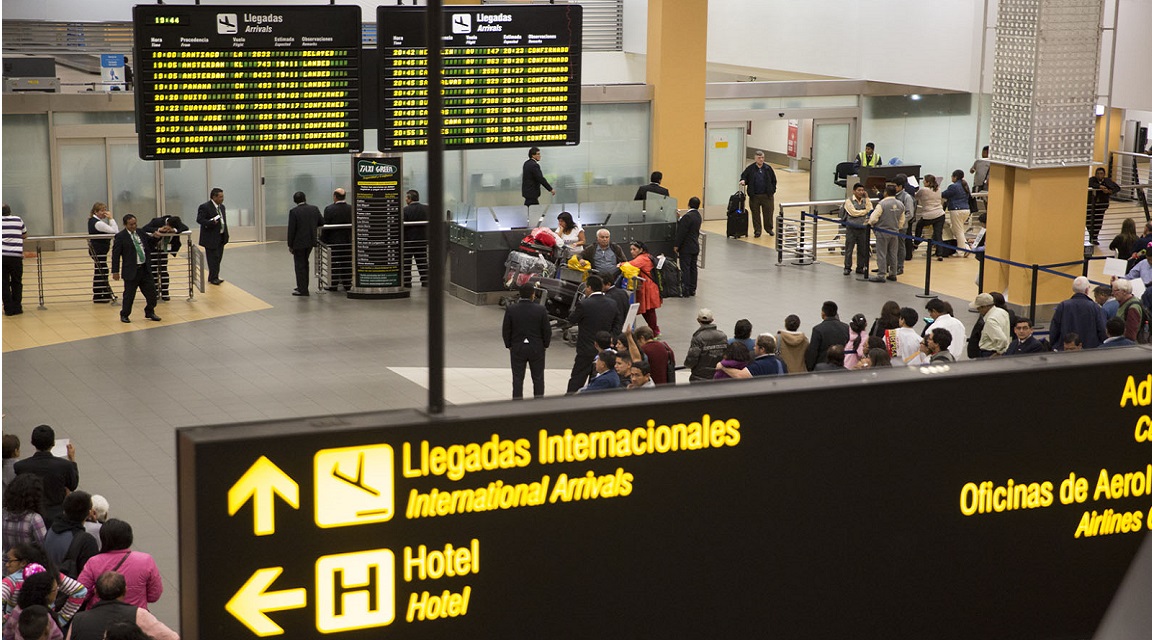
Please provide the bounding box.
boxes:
[187,240,194,301]
[427,0,446,416]
[977,253,986,293]
[916,238,937,299]
[1028,264,1039,325]
[36,241,45,310]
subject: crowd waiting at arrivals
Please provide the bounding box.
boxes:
[2,426,176,640]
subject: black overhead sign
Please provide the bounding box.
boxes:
[132,5,363,160]
[377,5,583,152]
[178,348,1152,639]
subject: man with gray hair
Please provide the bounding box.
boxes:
[1048,276,1107,349]
[738,150,778,238]
[64,571,178,640]
[579,229,626,275]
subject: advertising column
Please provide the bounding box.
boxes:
[350,155,408,299]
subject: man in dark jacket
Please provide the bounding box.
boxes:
[402,190,429,288]
[675,197,703,297]
[806,300,850,370]
[44,490,97,577]
[503,284,551,399]
[580,229,627,276]
[110,215,161,323]
[633,171,670,202]
[739,150,778,237]
[66,571,179,640]
[522,147,554,206]
[1049,277,1107,349]
[566,274,621,394]
[286,191,324,296]
[196,187,228,285]
[684,308,727,382]
[321,188,353,291]
[13,425,78,523]
[141,215,188,301]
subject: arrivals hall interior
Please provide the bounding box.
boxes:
[2,0,1151,636]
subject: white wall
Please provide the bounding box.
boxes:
[3,0,388,21]
[582,53,646,85]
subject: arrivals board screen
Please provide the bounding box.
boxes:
[377,5,582,151]
[133,5,363,160]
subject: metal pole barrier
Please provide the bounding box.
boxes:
[36,241,45,309]
[187,239,194,301]
[427,0,446,416]
[916,237,936,299]
[977,252,986,293]
[1028,264,1039,325]
[810,212,818,264]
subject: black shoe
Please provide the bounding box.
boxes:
[871,268,879,273]
[855,269,867,275]
[897,270,904,276]
[146,314,162,321]
[292,290,309,296]
[325,287,338,292]
[209,279,223,285]
[754,233,762,238]
[843,268,852,276]
[767,229,774,236]
[120,316,131,323]
[161,296,170,301]
[886,275,897,281]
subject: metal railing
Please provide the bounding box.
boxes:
[315,222,430,291]
[24,232,200,309]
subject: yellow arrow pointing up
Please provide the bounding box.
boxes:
[225,567,307,637]
[228,456,299,536]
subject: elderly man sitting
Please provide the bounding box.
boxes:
[580,229,627,276]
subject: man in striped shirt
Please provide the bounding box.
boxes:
[2,204,28,316]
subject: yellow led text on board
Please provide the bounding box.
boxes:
[1120,375,1152,443]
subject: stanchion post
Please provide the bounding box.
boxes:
[977,253,985,293]
[36,240,45,309]
[916,236,936,299]
[1028,264,1039,325]
[427,0,446,416]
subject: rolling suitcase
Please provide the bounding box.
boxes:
[726,190,748,238]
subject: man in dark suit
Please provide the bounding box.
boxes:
[522,146,554,206]
[402,190,429,288]
[805,300,851,371]
[566,274,621,394]
[196,187,228,285]
[633,170,670,201]
[87,203,117,303]
[286,191,324,296]
[111,214,161,323]
[13,425,78,524]
[502,283,552,399]
[675,196,703,297]
[141,215,188,301]
[321,188,353,291]
[602,277,630,333]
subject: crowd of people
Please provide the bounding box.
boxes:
[2,427,175,640]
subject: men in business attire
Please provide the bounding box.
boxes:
[738,150,778,238]
[402,190,429,288]
[566,274,621,394]
[578,350,621,393]
[140,215,187,301]
[2,204,28,316]
[805,300,850,371]
[196,187,228,285]
[674,196,703,297]
[111,214,161,323]
[1049,276,1107,349]
[286,191,324,296]
[502,283,551,399]
[522,146,554,206]
[321,188,353,291]
[87,202,118,303]
[13,425,78,524]
[633,171,670,201]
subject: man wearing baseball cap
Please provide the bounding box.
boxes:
[969,292,1010,357]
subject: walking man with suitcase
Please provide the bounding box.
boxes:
[675,197,702,297]
[739,150,778,238]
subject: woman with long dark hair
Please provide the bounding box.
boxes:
[623,241,662,337]
[2,475,46,554]
[869,300,900,339]
[941,169,972,255]
[555,211,585,248]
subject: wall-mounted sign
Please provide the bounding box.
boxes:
[178,349,1152,639]
[377,5,582,151]
[133,5,363,160]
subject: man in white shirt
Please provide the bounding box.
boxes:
[923,298,966,360]
[970,293,1010,357]
[892,307,928,366]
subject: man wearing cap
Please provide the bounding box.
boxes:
[1049,276,1107,349]
[970,292,1010,357]
[684,309,727,382]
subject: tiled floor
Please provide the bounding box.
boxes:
[0,213,985,631]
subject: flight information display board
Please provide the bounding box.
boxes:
[377,5,582,151]
[133,5,363,160]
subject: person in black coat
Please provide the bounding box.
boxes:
[402,190,429,288]
[196,187,228,284]
[675,197,703,297]
[12,425,78,524]
[522,147,554,206]
[286,191,324,296]
[321,188,353,291]
[110,214,161,323]
[633,171,670,202]
[566,274,621,394]
[141,214,188,301]
[503,283,552,399]
[805,300,850,371]
[87,202,117,303]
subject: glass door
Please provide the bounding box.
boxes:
[703,123,747,220]
[810,119,855,204]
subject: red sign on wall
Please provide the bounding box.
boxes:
[786,120,799,158]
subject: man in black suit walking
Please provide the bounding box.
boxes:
[522,146,554,206]
[141,215,188,301]
[566,274,621,394]
[503,283,552,399]
[321,188,353,291]
[196,187,228,285]
[111,214,162,323]
[286,191,324,296]
[633,170,670,201]
[675,196,703,297]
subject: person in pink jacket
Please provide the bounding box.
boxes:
[76,520,161,610]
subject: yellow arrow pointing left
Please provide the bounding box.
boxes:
[228,456,300,536]
[226,567,307,637]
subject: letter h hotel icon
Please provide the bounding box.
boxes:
[316,549,396,632]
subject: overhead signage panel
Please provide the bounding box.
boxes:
[133,5,363,160]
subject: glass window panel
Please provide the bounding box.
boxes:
[58,142,108,235]
[262,155,346,226]
[209,157,256,228]
[109,144,158,221]
[705,95,859,111]
[1,115,53,236]
[162,159,208,220]
[52,112,137,126]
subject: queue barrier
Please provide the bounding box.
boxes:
[315,221,430,292]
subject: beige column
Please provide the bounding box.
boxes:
[646,0,707,201]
